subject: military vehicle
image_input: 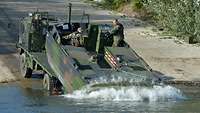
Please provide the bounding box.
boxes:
[16,3,160,94]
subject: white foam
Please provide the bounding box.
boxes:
[63,85,185,102]
[88,73,153,86]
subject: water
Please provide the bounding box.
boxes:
[64,85,185,102]
[0,79,200,113]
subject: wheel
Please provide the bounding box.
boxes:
[43,74,53,91]
[19,53,32,78]
[43,74,64,95]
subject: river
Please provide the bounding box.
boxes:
[0,79,200,113]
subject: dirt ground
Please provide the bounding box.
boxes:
[125,26,200,82]
[0,54,20,83]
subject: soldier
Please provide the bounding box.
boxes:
[64,27,84,47]
[110,19,124,47]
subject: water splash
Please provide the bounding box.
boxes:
[63,85,185,102]
[88,72,155,87]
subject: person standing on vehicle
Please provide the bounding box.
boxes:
[110,19,124,47]
[64,27,84,47]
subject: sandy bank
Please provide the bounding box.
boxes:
[125,26,200,82]
[0,54,20,83]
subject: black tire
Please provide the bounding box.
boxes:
[19,53,32,78]
[43,74,54,91]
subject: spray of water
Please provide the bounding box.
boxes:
[88,72,155,87]
[63,85,185,102]
[63,72,185,102]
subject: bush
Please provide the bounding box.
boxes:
[131,0,143,10]
[144,0,200,43]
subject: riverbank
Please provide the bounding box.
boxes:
[0,53,19,83]
[0,43,20,83]
[125,24,200,84]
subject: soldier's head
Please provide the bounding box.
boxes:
[112,19,119,26]
[77,27,83,33]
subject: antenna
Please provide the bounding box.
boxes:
[68,3,72,24]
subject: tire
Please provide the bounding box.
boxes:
[43,74,53,91]
[43,74,64,95]
[19,53,32,78]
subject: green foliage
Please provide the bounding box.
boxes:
[131,0,144,10]
[144,0,200,43]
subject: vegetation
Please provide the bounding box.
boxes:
[144,0,200,43]
[89,0,200,43]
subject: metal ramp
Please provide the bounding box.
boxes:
[31,52,55,76]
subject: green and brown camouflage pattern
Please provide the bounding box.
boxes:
[46,32,85,93]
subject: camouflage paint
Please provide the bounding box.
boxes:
[46,32,85,93]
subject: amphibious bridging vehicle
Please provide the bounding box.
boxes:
[17,4,160,94]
